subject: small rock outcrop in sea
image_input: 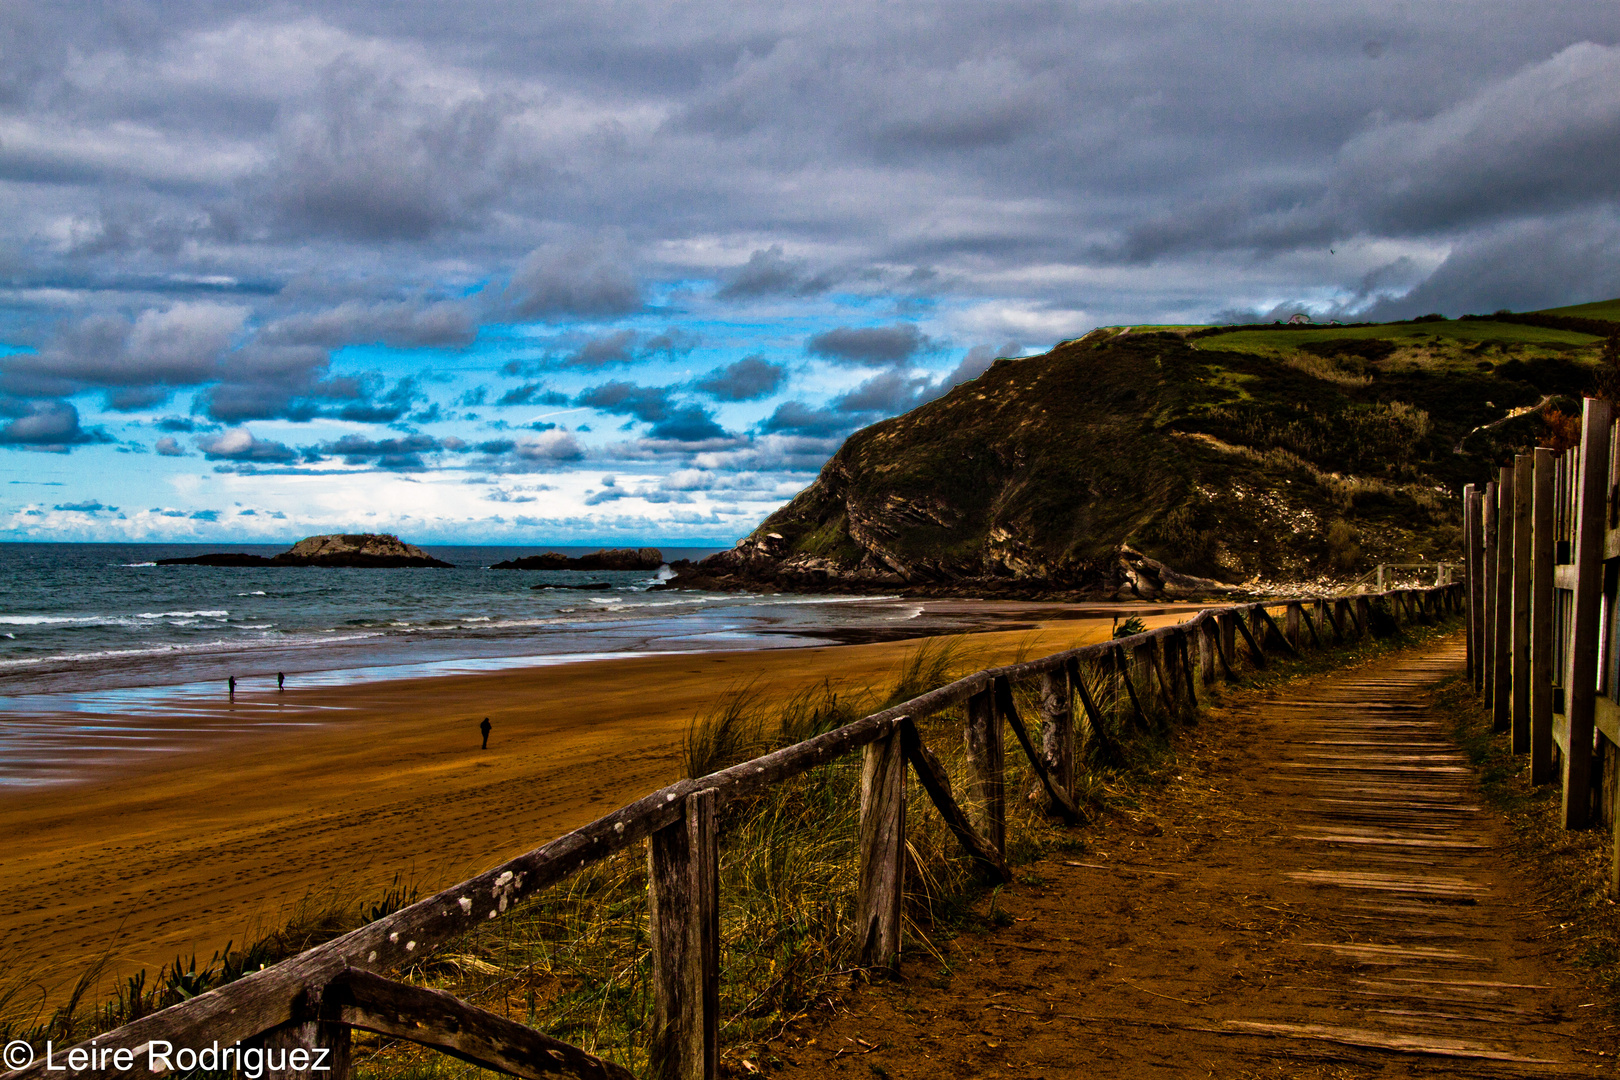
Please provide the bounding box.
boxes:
[156,533,453,568]
[490,547,663,571]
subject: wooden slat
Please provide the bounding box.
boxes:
[1232,608,1268,669]
[855,729,906,974]
[1482,479,1498,705]
[1530,451,1556,786]
[648,788,718,1080]
[1512,454,1534,752]
[899,719,1012,881]
[1205,619,1237,680]
[1037,667,1075,802]
[995,676,1084,823]
[1565,397,1612,828]
[260,984,350,1080]
[963,686,1006,855]
[1078,654,1131,756]
[1255,605,1301,658]
[1296,599,1321,650]
[1493,463,1514,733]
[334,969,633,1080]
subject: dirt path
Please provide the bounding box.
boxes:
[763,636,1620,1078]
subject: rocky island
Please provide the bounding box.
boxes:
[490,547,663,571]
[156,533,454,568]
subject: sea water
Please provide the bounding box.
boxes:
[0,543,963,783]
[0,542,966,695]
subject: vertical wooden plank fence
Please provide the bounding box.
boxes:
[1463,395,1620,897]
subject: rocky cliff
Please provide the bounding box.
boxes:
[665,316,1610,599]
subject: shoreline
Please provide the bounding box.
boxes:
[0,603,1196,1008]
[0,597,1204,788]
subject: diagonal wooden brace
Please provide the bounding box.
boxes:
[331,968,634,1080]
[900,719,1013,882]
[993,676,1085,824]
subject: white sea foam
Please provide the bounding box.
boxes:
[0,630,387,671]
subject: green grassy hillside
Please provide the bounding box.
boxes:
[676,303,1618,597]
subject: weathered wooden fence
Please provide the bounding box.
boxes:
[3,581,1463,1080]
[1462,396,1620,887]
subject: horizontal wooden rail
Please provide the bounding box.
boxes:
[5,580,1461,1080]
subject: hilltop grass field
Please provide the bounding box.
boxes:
[1193,318,1601,356]
[1543,298,1620,321]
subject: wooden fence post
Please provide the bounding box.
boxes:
[1463,484,1482,691]
[1354,596,1371,638]
[1220,612,1237,667]
[1285,603,1301,650]
[261,986,352,1080]
[964,686,1005,856]
[1532,449,1557,784]
[1037,667,1075,802]
[1494,464,1515,732]
[1483,480,1498,703]
[856,729,906,974]
[1512,453,1534,753]
[1198,614,1217,684]
[1565,398,1613,828]
[649,788,719,1080]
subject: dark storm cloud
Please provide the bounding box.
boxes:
[576,380,729,442]
[502,239,643,320]
[0,303,247,398]
[716,246,836,299]
[268,60,517,241]
[1362,211,1620,320]
[314,432,442,470]
[195,428,300,463]
[468,429,586,468]
[758,401,858,437]
[806,324,935,366]
[498,327,701,375]
[831,369,940,415]
[496,382,570,407]
[0,401,109,452]
[259,299,477,349]
[691,355,787,401]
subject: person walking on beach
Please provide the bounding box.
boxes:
[480,716,492,750]
[277,671,285,691]
[228,675,236,699]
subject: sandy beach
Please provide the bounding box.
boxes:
[0,602,1195,1006]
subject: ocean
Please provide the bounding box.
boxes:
[0,542,972,784]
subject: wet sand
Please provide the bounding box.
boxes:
[0,603,1194,1005]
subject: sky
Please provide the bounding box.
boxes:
[2,2,1618,545]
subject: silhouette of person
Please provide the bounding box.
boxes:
[228,675,236,698]
[480,716,492,750]
[277,671,285,691]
